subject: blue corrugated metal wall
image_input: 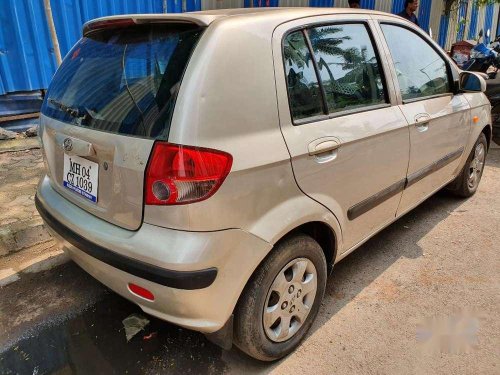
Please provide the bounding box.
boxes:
[308,0,333,7]
[391,0,404,14]
[245,0,279,7]
[0,0,57,95]
[438,14,449,48]
[360,0,375,10]
[418,0,431,32]
[51,0,164,56]
[484,3,494,44]
[469,3,479,39]
[456,0,468,41]
[0,0,169,95]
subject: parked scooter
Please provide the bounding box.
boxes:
[462,29,500,144]
[462,31,500,76]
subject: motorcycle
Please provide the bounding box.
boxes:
[461,30,500,145]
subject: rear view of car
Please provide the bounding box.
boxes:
[36,9,491,363]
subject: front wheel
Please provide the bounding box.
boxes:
[448,133,488,198]
[233,234,327,361]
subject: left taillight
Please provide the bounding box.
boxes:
[145,142,233,205]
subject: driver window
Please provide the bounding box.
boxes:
[380,24,451,101]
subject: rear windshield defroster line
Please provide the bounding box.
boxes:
[41,23,205,139]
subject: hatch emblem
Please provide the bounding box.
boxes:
[63,138,73,152]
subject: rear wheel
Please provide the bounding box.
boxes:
[233,234,327,361]
[448,133,488,198]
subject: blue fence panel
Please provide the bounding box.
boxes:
[484,3,494,44]
[0,0,167,95]
[438,14,449,48]
[468,3,479,39]
[418,0,431,32]
[360,0,375,10]
[308,0,333,7]
[391,0,405,14]
[0,0,57,95]
[456,0,468,41]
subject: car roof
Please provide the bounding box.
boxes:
[83,7,402,33]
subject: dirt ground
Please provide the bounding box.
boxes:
[0,145,499,374]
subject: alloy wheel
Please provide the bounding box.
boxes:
[263,258,317,342]
[468,142,486,190]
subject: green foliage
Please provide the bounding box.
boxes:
[475,0,500,6]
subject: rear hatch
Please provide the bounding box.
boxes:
[40,21,205,230]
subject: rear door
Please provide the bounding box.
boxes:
[40,22,204,230]
[273,15,410,252]
[375,21,470,215]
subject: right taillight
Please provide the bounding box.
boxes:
[145,142,233,205]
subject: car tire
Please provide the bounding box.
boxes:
[448,133,488,198]
[233,234,327,361]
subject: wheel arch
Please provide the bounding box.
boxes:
[482,124,492,150]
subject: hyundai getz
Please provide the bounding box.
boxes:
[36,8,492,361]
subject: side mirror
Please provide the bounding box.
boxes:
[459,71,487,93]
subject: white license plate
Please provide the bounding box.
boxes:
[63,154,99,203]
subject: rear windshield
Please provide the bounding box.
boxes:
[41,23,204,139]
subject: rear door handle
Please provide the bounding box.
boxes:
[308,137,341,163]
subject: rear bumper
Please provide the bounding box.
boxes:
[36,175,272,333]
[35,196,217,290]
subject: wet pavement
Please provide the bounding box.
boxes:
[0,263,228,375]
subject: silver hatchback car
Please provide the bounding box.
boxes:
[36,8,491,360]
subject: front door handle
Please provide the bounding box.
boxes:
[414,113,431,132]
[309,140,340,155]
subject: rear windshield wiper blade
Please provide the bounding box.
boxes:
[48,98,81,118]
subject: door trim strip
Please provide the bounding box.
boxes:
[347,179,406,220]
[347,147,465,221]
[405,147,464,188]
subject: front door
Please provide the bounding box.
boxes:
[273,16,410,252]
[378,22,470,215]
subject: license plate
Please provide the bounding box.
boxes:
[63,154,99,203]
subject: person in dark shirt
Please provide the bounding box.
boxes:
[348,0,360,8]
[398,0,419,26]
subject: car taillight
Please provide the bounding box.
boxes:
[145,142,233,205]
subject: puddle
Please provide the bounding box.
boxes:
[0,293,227,374]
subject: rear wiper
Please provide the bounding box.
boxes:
[48,98,81,118]
[48,98,95,121]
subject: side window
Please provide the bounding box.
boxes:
[381,24,451,101]
[308,24,387,114]
[283,31,324,121]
